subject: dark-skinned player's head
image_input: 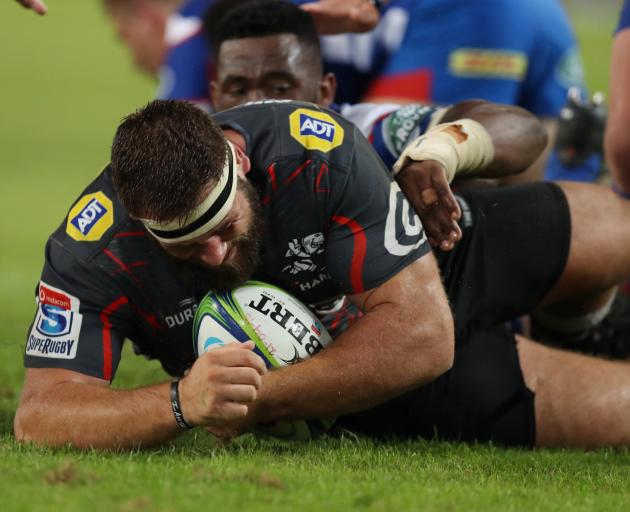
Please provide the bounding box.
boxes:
[206,0,336,111]
[111,100,264,291]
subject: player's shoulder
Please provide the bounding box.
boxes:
[213,100,358,167]
[48,166,134,264]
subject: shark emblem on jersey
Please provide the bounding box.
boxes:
[283,232,325,275]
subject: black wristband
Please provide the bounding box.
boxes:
[170,379,194,430]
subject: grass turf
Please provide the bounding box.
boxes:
[0,1,629,510]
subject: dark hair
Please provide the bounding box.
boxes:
[206,0,321,66]
[110,100,228,222]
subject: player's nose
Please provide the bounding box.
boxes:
[247,89,265,103]
[197,236,229,267]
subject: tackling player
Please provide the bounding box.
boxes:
[318,0,595,184]
[208,0,546,251]
[14,99,630,451]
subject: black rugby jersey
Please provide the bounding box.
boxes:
[25,100,430,380]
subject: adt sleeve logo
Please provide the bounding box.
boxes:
[66,191,114,242]
[289,108,344,153]
[26,281,82,360]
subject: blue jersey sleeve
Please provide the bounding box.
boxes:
[618,0,630,33]
[157,0,214,111]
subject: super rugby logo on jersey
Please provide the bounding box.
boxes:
[66,191,114,242]
[289,108,344,153]
[26,282,82,359]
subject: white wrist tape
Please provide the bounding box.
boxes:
[392,119,495,183]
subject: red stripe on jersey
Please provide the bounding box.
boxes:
[332,215,367,293]
[266,163,278,191]
[99,296,129,381]
[137,308,166,332]
[364,70,433,103]
[103,249,141,284]
[315,162,330,193]
[283,159,312,187]
[114,231,147,238]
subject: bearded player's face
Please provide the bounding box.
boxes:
[161,178,265,292]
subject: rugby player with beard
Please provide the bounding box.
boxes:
[14,98,630,450]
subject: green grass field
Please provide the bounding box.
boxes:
[1,2,629,511]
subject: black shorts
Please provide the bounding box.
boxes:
[337,182,571,447]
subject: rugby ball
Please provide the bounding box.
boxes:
[193,280,334,440]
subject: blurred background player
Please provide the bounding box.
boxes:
[104,0,214,111]
[318,0,602,184]
[103,0,380,112]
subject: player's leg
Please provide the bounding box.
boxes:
[517,335,630,448]
[539,181,630,309]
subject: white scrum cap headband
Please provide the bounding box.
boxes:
[140,140,238,244]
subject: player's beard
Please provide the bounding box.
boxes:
[172,178,265,293]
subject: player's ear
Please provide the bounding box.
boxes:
[318,72,337,107]
[233,144,251,177]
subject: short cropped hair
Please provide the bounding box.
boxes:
[110,100,228,223]
[207,0,321,69]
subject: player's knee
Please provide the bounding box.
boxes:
[425,316,456,379]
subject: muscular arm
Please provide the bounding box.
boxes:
[397,100,547,250]
[14,369,177,449]
[605,29,630,195]
[252,255,454,422]
[437,100,548,179]
[14,343,266,449]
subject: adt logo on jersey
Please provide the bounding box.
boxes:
[299,114,335,141]
[289,108,344,153]
[66,191,114,242]
[27,281,82,360]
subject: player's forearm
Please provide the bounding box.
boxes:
[440,100,548,178]
[605,115,630,193]
[14,381,180,449]
[606,30,630,194]
[254,275,454,422]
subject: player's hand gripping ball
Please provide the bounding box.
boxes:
[193,280,335,440]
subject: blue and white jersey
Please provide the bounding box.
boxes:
[320,0,585,118]
[157,0,214,111]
